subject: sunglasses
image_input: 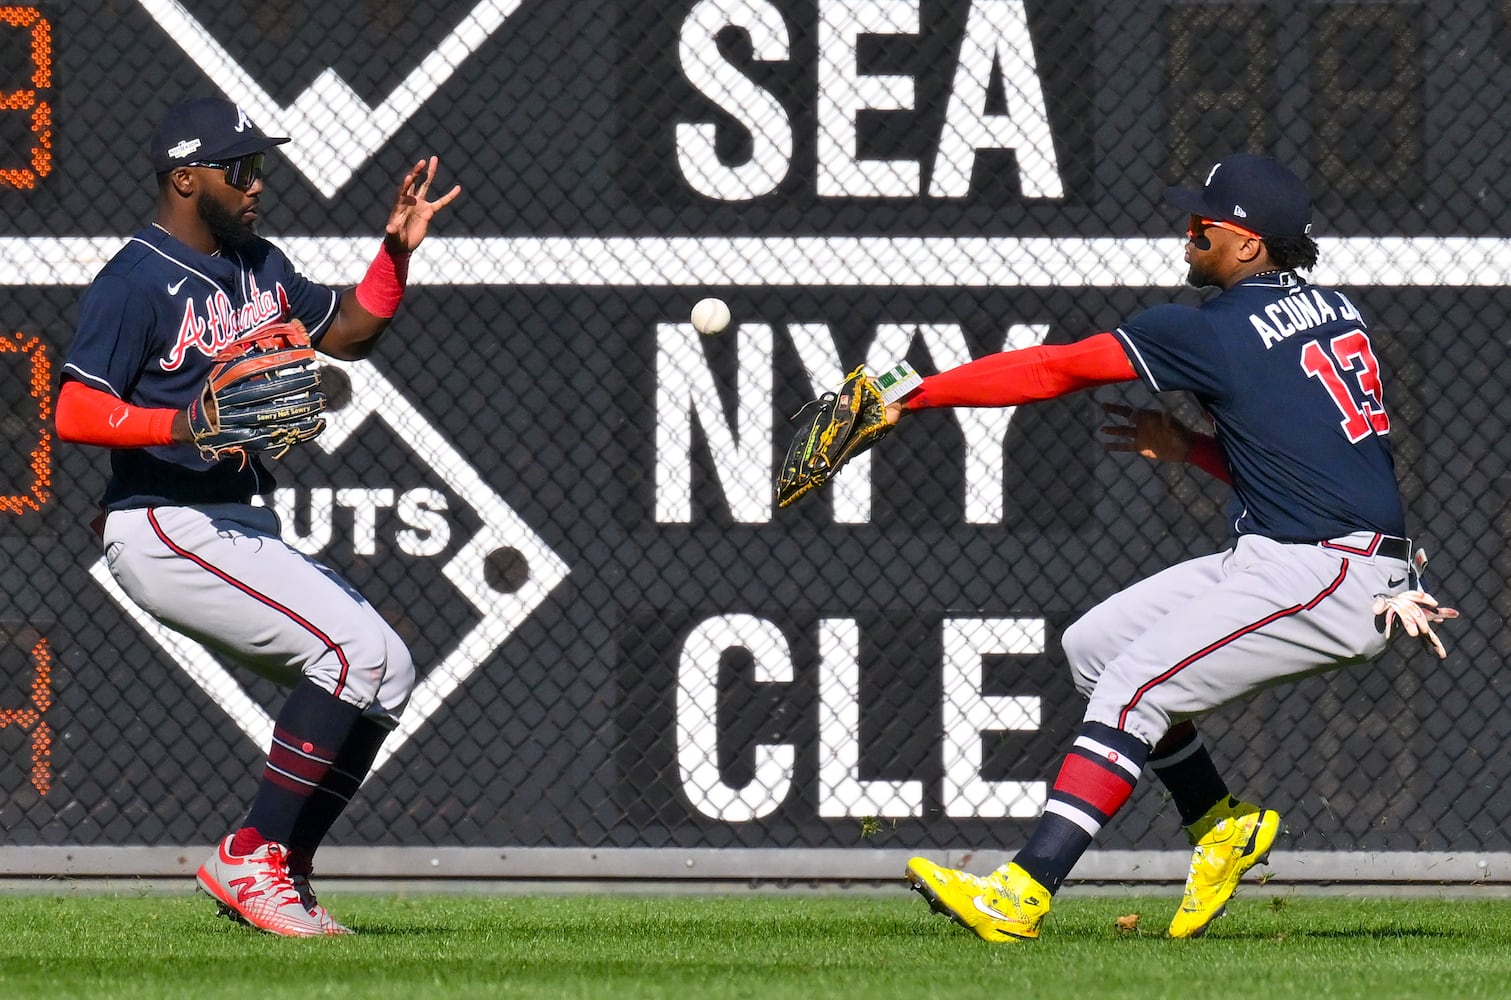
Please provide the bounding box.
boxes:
[1187,214,1262,243]
[187,153,266,191]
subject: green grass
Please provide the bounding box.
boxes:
[2,890,1510,999]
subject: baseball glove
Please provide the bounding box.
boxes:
[775,362,922,508]
[186,319,326,465]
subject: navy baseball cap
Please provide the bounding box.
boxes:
[1164,154,1313,239]
[148,97,289,172]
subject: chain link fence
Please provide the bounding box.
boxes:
[2,1,1509,873]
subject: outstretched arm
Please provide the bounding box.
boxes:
[885,332,1136,424]
[319,156,464,361]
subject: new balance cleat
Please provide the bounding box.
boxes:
[291,873,355,935]
[1168,796,1281,938]
[905,857,1051,942]
[196,836,326,937]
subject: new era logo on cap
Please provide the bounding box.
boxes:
[1165,153,1313,239]
[149,97,289,172]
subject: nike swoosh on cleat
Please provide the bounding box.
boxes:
[167,277,188,294]
[972,895,1012,921]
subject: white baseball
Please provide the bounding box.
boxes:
[691,297,731,335]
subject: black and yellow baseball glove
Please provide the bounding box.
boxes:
[775,362,922,508]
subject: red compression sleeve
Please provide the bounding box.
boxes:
[354,240,410,318]
[55,380,177,447]
[903,332,1137,410]
[1186,434,1233,484]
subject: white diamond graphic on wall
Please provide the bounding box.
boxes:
[91,359,571,775]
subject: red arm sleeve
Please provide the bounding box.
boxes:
[1185,434,1233,484]
[55,380,178,448]
[902,332,1137,410]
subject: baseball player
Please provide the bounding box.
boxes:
[54,97,460,936]
[894,154,1456,941]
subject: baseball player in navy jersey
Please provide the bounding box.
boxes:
[55,97,460,936]
[893,154,1456,941]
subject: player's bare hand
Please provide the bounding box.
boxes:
[1100,403,1192,463]
[383,156,462,254]
[1373,589,1460,659]
[885,401,905,426]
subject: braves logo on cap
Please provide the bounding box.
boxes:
[1166,154,1313,239]
[148,97,290,172]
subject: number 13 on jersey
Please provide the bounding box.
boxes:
[1300,330,1390,443]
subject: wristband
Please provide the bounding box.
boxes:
[354,241,410,318]
[873,361,924,404]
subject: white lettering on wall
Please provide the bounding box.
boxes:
[676,0,794,199]
[655,320,774,523]
[267,487,453,557]
[671,615,1049,822]
[677,614,795,821]
[816,0,921,197]
[674,0,1064,201]
[930,0,1063,198]
[395,487,452,557]
[940,617,1045,817]
[817,618,924,817]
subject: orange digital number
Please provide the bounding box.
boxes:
[1,5,52,189]
[1,332,51,515]
[0,633,52,795]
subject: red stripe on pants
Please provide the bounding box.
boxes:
[1116,562,1349,730]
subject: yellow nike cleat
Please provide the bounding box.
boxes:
[905,857,1051,942]
[1168,796,1282,938]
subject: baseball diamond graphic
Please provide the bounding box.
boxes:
[88,359,571,776]
[136,0,521,197]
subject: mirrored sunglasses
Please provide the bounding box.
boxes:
[187,153,266,191]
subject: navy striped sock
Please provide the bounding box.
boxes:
[286,717,389,875]
[241,680,363,848]
[1014,722,1150,892]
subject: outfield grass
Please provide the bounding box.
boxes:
[1,889,1509,999]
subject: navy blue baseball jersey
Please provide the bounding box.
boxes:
[62,225,339,510]
[1113,270,1406,541]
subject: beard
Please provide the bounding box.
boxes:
[196,191,258,250]
[1185,259,1221,289]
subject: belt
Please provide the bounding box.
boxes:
[1319,533,1410,561]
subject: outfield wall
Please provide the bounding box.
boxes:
[2,1,1509,881]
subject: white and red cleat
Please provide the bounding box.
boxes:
[196,836,326,937]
